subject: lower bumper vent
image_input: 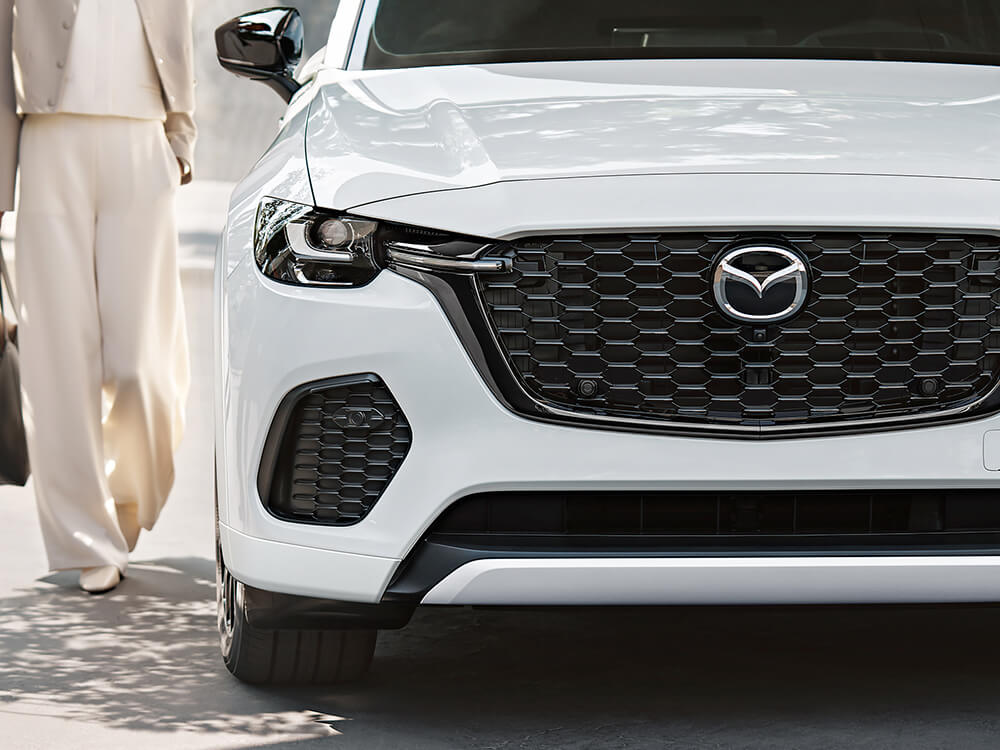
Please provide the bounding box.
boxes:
[429,491,1000,552]
[258,374,412,526]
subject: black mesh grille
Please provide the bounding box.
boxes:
[430,491,1000,552]
[263,375,412,526]
[478,232,1000,428]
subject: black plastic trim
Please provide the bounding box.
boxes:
[385,488,1000,602]
[256,373,411,525]
[257,375,374,509]
[243,584,415,630]
[364,40,1000,72]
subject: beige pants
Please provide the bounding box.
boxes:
[15,114,189,573]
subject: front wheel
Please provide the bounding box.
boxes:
[215,489,376,684]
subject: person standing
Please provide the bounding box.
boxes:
[0,0,195,593]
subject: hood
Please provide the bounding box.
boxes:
[304,58,1000,210]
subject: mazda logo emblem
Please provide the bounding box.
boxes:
[712,245,810,324]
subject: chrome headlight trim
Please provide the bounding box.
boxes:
[386,243,511,274]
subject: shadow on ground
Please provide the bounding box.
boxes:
[0,558,256,732]
[3,562,1000,748]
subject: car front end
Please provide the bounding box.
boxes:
[214,0,1000,682]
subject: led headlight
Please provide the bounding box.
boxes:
[254,197,382,287]
[253,196,511,286]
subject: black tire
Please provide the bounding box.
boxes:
[214,479,377,684]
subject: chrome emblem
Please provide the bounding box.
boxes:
[712,245,809,324]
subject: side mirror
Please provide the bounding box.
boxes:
[216,7,305,103]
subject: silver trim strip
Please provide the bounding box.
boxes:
[388,245,512,274]
[422,556,1000,605]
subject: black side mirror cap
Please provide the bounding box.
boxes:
[215,7,305,103]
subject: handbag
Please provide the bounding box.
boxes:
[0,241,29,486]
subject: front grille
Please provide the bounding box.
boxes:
[260,374,412,526]
[429,491,1000,552]
[478,232,1000,428]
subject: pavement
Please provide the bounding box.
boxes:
[3,189,1000,748]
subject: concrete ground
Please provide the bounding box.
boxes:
[3,241,1000,748]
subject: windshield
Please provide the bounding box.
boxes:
[364,0,1000,69]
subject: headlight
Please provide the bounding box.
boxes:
[253,197,511,287]
[254,197,381,287]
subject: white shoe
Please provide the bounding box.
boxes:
[79,566,121,594]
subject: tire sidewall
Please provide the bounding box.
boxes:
[215,478,239,663]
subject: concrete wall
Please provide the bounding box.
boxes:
[192,1,340,183]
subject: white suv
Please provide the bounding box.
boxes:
[214,0,1000,683]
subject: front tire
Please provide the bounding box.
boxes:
[215,485,376,684]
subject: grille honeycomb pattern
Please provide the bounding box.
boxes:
[478,233,1000,427]
[267,375,411,525]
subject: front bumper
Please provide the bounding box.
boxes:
[218,262,1000,603]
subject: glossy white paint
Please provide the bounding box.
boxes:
[216,28,1000,604]
[984,431,1000,471]
[216,262,1000,600]
[220,523,396,602]
[214,105,314,530]
[322,0,364,70]
[351,172,1000,241]
[421,557,1000,606]
[304,59,1000,211]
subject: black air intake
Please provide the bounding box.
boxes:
[428,490,1000,553]
[259,374,412,526]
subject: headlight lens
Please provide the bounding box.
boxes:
[253,196,508,286]
[254,197,381,287]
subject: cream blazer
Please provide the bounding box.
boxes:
[0,0,197,210]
